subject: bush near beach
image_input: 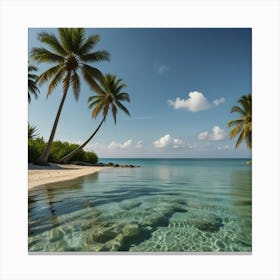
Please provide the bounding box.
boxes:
[28,138,98,164]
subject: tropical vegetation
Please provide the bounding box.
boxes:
[30,28,110,164]
[228,94,252,149]
[28,123,39,139]
[28,64,40,103]
[59,74,130,163]
[28,138,98,164]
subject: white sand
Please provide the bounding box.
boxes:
[28,163,108,190]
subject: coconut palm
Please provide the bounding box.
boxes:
[59,74,130,163]
[228,94,252,149]
[31,28,110,164]
[28,64,40,103]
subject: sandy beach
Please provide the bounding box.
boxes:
[28,163,107,190]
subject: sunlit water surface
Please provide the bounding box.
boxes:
[28,159,252,252]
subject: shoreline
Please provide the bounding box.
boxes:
[28,163,109,190]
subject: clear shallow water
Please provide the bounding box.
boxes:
[28,158,252,252]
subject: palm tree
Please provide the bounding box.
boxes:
[28,123,39,139]
[31,28,110,164]
[228,94,252,149]
[28,64,40,103]
[59,74,130,163]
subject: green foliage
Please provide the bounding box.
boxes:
[28,123,39,139]
[28,139,98,164]
[88,73,130,123]
[228,94,252,149]
[28,138,46,162]
[28,63,40,103]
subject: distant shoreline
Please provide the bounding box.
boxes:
[28,163,109,190]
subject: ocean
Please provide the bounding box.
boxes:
[28,158,252,252]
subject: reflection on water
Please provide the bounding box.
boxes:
[28,159,252,252]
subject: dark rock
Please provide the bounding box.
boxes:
[113,164,119,167]
[193,214,223,233]
[142,213,170,227]
[70,161,95,166]
[50,228,64,242]
[122,223,140,238]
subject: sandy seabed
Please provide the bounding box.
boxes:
[28,163,107,190]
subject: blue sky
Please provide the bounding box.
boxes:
[28,28,251,158]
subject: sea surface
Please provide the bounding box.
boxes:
[28,158,252,252]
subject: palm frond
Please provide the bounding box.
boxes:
[47,67,65,95]
[81,64,103,93]
[58,28,74,52]
[62,71,71,94]
[79,34,100,55]
[115,100,130,116]
[71,71,81,100]
[71,28,85,53]
[227,118,244,128]
[235,131,244,148]
[28,123,39,139]
[229,125,243,139]
[82,64,104,81]
[28,65,38,72]
[28,64,40,103]
[92,102,104,119]
[116,92,130,102]
[111,104,118,124]
[37,64,64,86]
[80,50,110,63]
[115,83,127,93]
[38,32,67,56]
[31,47,65,63]
[228,94,252,149]
[230,105,246,115]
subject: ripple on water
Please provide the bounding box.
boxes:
[29,195,251,252]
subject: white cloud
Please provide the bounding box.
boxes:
[153,134,185,149]
[108,139,143,150]
[108,139,133,150]
[213,97,225,106]
[135,140,143,148]
[197,126,227,141]
[168,91,225,112]
[157,65,169,75]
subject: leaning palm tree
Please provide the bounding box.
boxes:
[28,64,40,103]
[31,28,110,164]
[228,94,252,149]
[59,74,130,163]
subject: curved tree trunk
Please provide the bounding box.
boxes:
[36,72,71,165]
[59,115,106,164]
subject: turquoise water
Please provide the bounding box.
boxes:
[28,158,252,252]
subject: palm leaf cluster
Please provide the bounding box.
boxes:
[28,64,40,103]
[31,28,110,99]
[88,73,130,123]
[28,123,38,139]
[228,94,252,149]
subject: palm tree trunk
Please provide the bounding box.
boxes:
[59,115,106,164]
[36,73,71,165]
